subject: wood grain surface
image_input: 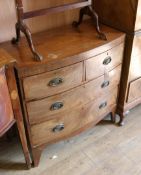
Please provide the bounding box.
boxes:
[30,89,117,147]
[27,66,121,125]
[86,43,124,80]
[95,0,141,33]
[0,21,125,76]
[23,62,83,100]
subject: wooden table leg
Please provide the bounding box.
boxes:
[6,65,31,169]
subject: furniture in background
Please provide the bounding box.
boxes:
[1,20,125,167]
[95,0,141,125]
[0,49,31,169]
[12,0,106,61]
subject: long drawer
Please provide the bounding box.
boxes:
[23,62,83,100]
[86,43,124,81]
[27,65,121,125]
[30,89,118,147]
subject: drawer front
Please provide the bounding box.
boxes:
[127,77,141,103]
[86,43,124,81]
[31,90,118,146]
[23,62,83,100]
[0,67,14,136]
[27,66,121,125]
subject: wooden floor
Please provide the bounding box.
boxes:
[1,105,141,175]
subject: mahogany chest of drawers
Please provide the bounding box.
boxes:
[1,20,125,166]
[95,0,141,125]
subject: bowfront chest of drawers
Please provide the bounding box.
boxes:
[1,20,125,167]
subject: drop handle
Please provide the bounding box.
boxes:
[50,102,64,111]
[48,77,63,87]
[101,81,110,88]
[103,56,112,65]
[52,123,65,133]
[99,102,107,109]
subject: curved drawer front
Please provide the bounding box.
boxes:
[30,90,117,147]
[27,66,121,125]
[0,67,14,136]
[23,62,83,100]
[86,43,124,81]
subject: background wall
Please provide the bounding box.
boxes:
[0,0,80,42]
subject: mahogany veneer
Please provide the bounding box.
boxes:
[0,20,125,167]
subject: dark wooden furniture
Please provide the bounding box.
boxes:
[95,0,141,125]
[95,0,141,34]
[12,0,106,61]
[1,20,125,167]
[0,49,31,169]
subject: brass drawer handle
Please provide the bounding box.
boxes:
[52,123,65,133]
[48,77,63,87]
[99,102,107,109]
[103,56,112,65]
[101,81,110,88]
[50,102,64,111]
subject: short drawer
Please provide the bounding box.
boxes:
[27,66,121,125]
[23,62,83,100]
[31,90,118,147]
[127,77,141,103]
[86,43,124,80]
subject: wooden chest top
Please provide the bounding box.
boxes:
[0,20,125,76]
[0,49,15,67]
